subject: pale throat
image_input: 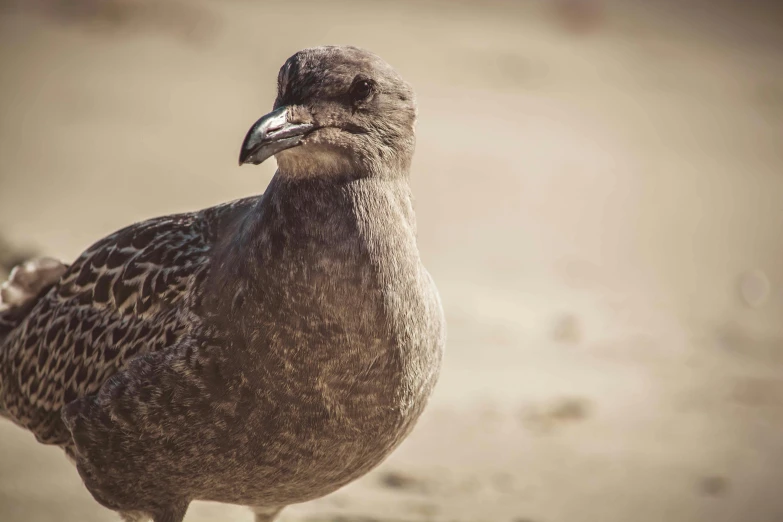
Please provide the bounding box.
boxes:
[275,146,412,181]
[275,146,360,179]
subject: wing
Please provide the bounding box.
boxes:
[0,196,257,446]
[61,340,239,517]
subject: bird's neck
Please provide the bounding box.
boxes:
[211,170,422,315]
[253,172,418,250]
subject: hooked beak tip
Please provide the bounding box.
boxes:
[238,106,313,167]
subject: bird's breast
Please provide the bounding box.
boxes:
[204,178,445,504]
[220,253,442,503]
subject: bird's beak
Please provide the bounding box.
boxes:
[238,106,314,166]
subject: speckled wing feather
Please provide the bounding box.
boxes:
[0,196,257,447]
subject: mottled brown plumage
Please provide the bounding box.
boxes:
[0,46,445,522]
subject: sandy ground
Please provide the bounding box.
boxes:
[1,1,783,521]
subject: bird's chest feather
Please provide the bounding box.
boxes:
[244,228,425,427]
[206,179,444,497]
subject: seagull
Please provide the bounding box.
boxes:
[0,46,445,522]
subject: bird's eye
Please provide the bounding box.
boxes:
[349,79,374,102]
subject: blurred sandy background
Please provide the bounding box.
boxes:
[1,0,782,521]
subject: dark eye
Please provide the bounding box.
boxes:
[349,79,374,102]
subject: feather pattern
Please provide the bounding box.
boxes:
[0,197,255,446]
[0,46,445,522]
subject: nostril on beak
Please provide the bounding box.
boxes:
[266,120,285,134]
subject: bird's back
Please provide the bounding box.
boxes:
[0,196,258,447]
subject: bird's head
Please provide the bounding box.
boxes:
[239,46,417,178]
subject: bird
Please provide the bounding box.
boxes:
[0,45,445,522]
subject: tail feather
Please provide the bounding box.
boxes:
[0,257,68,343]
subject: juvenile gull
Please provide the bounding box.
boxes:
[0,46,445,522]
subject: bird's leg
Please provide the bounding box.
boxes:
[119,512,150,522]
[252,506,283,522]
[151,501,189,522]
